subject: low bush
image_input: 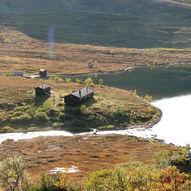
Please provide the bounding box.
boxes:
[11,114,32,124]
[28,173,80,191]
[34,112,49,124]
[85,164,191,191]
[0,126,15,133]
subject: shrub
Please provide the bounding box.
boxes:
[85,164,189,191]
[99,79,103,85]
[154,150,173,169]
[115,106,124,115]
[65,78,72,83]
[29,173,80,191]
[58,113,65,121]
[11,114,32,124]
[34,112,49,124]
[0,153,31,191]
[88,60,94,68]
[84,78,94,86]
[76,78,83,84]
[80,105,87,113]
[144,93,152,102]
[0,126,15,133]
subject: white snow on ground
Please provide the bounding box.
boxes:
[49,166,79,174]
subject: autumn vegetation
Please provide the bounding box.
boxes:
[1,26,191,76]
[0,76,160,133]
[1,0,191,190]
[0,148,190,191]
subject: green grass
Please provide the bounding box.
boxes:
[0,78,160,132]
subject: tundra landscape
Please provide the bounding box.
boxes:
[0,0,191,190]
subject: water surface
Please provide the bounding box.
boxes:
[73,65,191,100]
[1,65,191,146]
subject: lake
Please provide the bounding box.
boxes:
[1,65,191,147]
[72,64,191,100]
[127,95,191,146]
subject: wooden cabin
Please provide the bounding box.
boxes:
[35,84,51,95]
[64,87,94,105]
[39,69,47,78]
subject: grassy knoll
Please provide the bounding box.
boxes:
[0,134,181,184]
[1,26,191,75]
[0,76,160,132]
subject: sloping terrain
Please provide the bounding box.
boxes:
[1,26,191,75]
[0,0,191,48]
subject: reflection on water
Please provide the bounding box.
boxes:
[73,65,191,100]
[127,94,191,147]
[151,95,191,146]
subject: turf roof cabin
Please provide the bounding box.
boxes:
[35,84,51,95]
[64,87,94,105]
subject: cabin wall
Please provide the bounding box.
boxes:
[39,71,47,77]
[35,87,50,95]
[64,92,94,105]
[64,95,80,105]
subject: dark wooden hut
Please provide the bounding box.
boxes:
[35,84,51,95]
[39,69,47,77]
[64,87,94,105]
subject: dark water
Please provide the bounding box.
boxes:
[71,65,191,100]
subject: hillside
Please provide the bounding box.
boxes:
[0,0,191,48]
[0,76,160,132]
[1,26,191,75]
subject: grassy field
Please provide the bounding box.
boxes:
[0,76,160,132]
[0,134,180,184]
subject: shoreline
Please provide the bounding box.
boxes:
[0,107,163,144]
[26,62,183,79]
[50,62,181,77]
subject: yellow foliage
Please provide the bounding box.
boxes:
[144,93,152,102]
[53,76,59,81]
[84,78,94,86]
[57,78,64,82]
[54,173,69,189]
[99,79,103,85]
[76,78,82,84]
[147,106,153,112]
[133,89,137,95]
[65,77,71,83]
[0,33,10,43]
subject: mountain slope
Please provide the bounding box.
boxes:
[0,0,191,48]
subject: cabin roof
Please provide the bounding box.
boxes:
[40,69,46,72]
[71,87,94,98]
[37,84,51,89]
